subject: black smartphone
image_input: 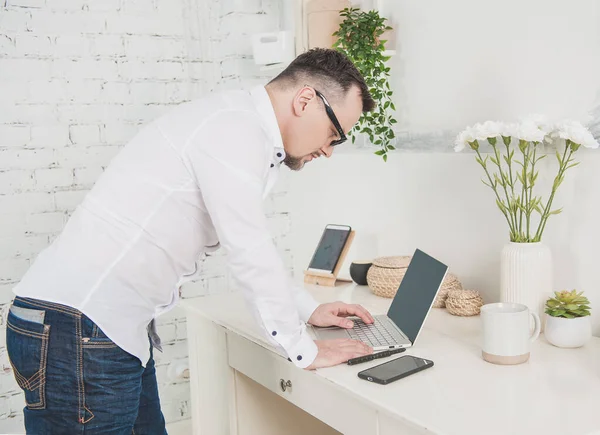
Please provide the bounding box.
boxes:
[357,355,434,385]
[307,224,352,274]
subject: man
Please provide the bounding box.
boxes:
[6,48,376,434]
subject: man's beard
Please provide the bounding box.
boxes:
[283,154,305,171]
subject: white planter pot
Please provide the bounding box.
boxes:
[544,315,592,348]
[500,242,552,322]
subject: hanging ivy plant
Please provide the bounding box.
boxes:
[333,7,398,161]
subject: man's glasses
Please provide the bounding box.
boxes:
[314,89,347,146]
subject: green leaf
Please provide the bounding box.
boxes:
[388,145,395,150]
[374,150,385,156]
[553,175,565,190]
[496,198,507,212]
[383,154,388,162]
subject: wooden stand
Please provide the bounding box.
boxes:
[303,230,355,287]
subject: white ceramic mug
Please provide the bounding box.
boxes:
[480,302,541,365]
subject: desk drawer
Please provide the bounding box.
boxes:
[227,334,377,435]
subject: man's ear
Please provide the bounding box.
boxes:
[292,86,316,118]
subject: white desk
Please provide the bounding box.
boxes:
[182,283,600,435]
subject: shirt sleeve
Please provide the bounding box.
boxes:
[182,109,318,368]
[292,284,319,323]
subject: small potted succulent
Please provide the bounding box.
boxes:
[544,290,592,348]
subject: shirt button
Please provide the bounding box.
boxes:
[272,331,277,336]
[297,355,302,361]
[277,152,282,158]
[270,163,274,168]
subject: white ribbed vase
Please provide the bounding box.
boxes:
[500,242,552,322]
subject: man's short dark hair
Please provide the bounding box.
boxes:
[268,48,375,113]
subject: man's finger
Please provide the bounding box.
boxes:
[338,304,374,324]
[337,339,365,349]
[338,339,372,354]
[330,314,354,329]
[353,304,375,323]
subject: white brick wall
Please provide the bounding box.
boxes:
[0,0,290,431]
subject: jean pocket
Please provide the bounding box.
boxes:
[6,306,51,410]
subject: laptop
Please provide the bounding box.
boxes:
[311,249,448,351]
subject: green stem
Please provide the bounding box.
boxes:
[475,148,516,239]
[503,140,518,238]
[527,144,538,240]
[534,146,573,241]
[504,140,516,198]
[491,143,517,240]
[519,143,530,239]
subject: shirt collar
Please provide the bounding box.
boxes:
[250,85,286,167]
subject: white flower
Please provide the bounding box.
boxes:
[516,119,547,142]
[500,122,518,138]
[552,120,599,149]
[475,120,503,141]
[521,114,552,135]
[454,126,477,152]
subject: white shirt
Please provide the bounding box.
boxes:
[13,86,320,369]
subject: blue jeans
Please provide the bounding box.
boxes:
[6,296,167,434]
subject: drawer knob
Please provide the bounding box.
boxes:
[280,379,292,392]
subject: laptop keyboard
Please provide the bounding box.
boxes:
[348,317,406,347]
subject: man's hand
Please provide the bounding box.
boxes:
[307,301,374,329]
[306,339,373,370]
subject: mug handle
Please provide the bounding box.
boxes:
[530,312,541,343]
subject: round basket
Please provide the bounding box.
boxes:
[432,273,463,308]
[366,255,464,301]
[445,290,483,316]
[366,256,411,298]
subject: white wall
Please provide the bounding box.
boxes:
[286,150,600,336]
[380,0,600,146]
[0,0,285,432]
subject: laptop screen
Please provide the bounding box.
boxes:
[387,249,448,343]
